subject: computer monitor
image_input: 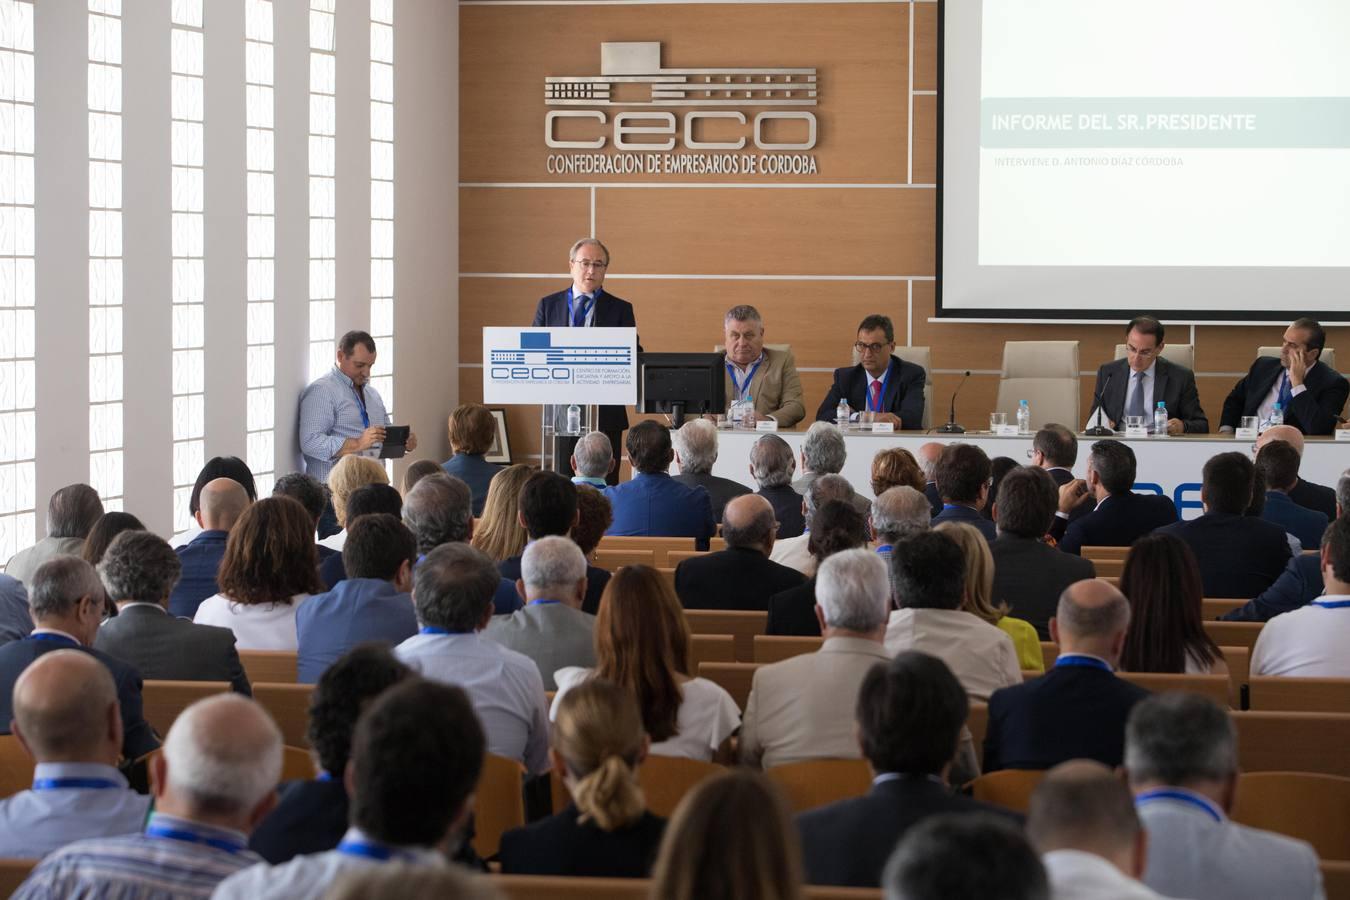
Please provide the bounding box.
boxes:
[638,352,726,428]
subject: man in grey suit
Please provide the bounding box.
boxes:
[484,535,595,691]
[791,422,871,515]
[672,418,751,524]
[1126,693,1323,900]
[93,530,250,695]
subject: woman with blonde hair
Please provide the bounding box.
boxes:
[499,678,666,877]
[935,521,1043,672]
[470,463,532,562]
[650,769,804,900]
[870,447,926,496]
[552,565,740,762]
[321,455,389,552]
[441,402,504,516]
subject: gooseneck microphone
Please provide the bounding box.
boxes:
[1084,371,1114,436]
[936,370,971,434]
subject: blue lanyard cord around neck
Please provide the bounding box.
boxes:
[144,823,246,855]
[337,839,413,862]
[32,777,120,791]
[420,626,473,635]
[1053,654,1113,672]
[866,361,893,413]
[1135,789,1222,823]
[1312,599,1350,609]
[726,357,763,400]
[27,633,79,646]
[350,384,370,429]
[567,287,596,327]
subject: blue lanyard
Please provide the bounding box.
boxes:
[1054,654,1113,672]
[33,778,120,791]
[941,504,966,512]
[27,633,79,646]
[567,287,596,327]
[529,599,563,606]
[420,626,472,635]
[867,361,893,413]
[1312,600,1350,609]
[350,384,370,429]
[337,839,410,861]
[145,824,246,855]
[875,545,893,555]
[1135,789,1223,823]
[315,771,335,782]
[726,357,763,400]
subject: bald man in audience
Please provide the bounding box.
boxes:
[16,694,282,899]
[0,651,152,857]
[171,477,251,618]
[674,494,806,612]
[1029,761,1170,900]
[917,441,944,516]
[1256,423,1337,521]
[982,580,1148,772]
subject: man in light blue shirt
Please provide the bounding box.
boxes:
[0,650,151,858]
[569,431,613,488]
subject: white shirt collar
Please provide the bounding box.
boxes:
[728,351,765,375]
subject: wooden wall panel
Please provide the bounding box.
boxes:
[913,95,937,184]
[459,187,590,273]
[913,2,938,92]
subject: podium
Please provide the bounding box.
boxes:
[482,326,638,472]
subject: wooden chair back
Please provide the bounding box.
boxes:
[595,536,694,567]
[689,634,735,668]
[1203,621,1264,652]
[967,701,988,769]
[1232,772,1350,861]
[281,745,316,782]
[1039,641,1059,670]
[655,567,675,590]
[1119,672,1231,707]
[969,769,1046,814]
[1081,546,1130,560]
[1221,646,1249,709]
[667,550,710,567]
[696,661,759,710]
[591,549,656,571]
[251,682,314,748]
[753,634,823,664]
[488,876,882,900]
[141,680,230,737]
[685,610,767,662]
[1321,861,1350,900]
[238,650,298,684]
[1248,677,1350,713]
[549,754,722,819]
[0,735,33,799]
[1233,711,1350,777]
[474,753,525,860]
[0,858,36,897]
[767,758,872,814]
[1202,598,1247,618]
[1089,558,1124,578]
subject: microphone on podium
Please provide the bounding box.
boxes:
[1084,371,1114,436]
[936,370,971,434]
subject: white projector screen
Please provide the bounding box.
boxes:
[938,0,1350,320]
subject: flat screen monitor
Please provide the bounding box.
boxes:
[638,352,726,427]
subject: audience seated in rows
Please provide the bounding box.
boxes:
[1257,423,1337,520]
[441,403,504,517]
[1125,693,1323,900]
[500,678,666,878]
[1158,451,1291,598]
[991,466,1096,639]
[936,521,1042,672]
[675,494,805,612]
[672,419,749,523]
[4,484,103,584]
[931,443,997,543]
[319,482,404,590]
[215,680,484,900]
[870,446,926,500]
[320,456,390,553]
[96,530,251,694]
[916,441,944,516]
[486,536,596,691]
[194,496,323,651]
[605,421,716,548]
[792,422,871,516]
[170,456,258,549]
[1055,439,1178,555]
[1118,534,1226,675]
[797,650,1015,888]
[742,548,891,770]
[471,463,533,562]
[983,580,1148,772]
[0,556,159,760]
[16,694,282,899]
[272,473,339,571]
[749,433,806,539]
[1255,439,1328,549]
[0,650,152,857]
[883,813,1048,900]
[869,483,931,561]
[554,565,740,763]
[570,430,616,490]
[885,530,1021,701]
[404,473,520,616]
[171,478,251,618]
[297,515,419,684]
[766,500,870,636]
[1251,514,1350,676]
[770,472,856,575]
[497,470,611,615]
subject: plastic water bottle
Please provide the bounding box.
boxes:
[565,403,580,435]
[1268,402,1284,430]
[1153,401,1168,437]
[742,395,755,427]
[1016,399,1031,435]
[836,399,850,428]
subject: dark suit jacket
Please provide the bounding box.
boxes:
[990,535,1097,639]
[1220,356,1350,435]
[814,355,926,429]
[1261,491,1329,549]
[95,605,251,695]
[0,636,159,760]
[500,554,611,617]
[673,471,751,524]
[1087,357,1208,433]
[318,550,346,591]
[982,665,1150,772]
[1221,552,1323,622]
[766,577,821,636]
[1043,466,1094,539]
[932,504,998,544]
[757,484,806,539]
[442,453,503,517]
[675,546,807,612]
[169,529,228,619]
[604,473,716,550]
[1058,491,1179,555]
[797,776,1018,887]
[533,288,640,434]
[924,482,942,517]
[1289,478,1337,522]
[499,804,666,878]
[1156,512,1291,599]
[249,778,349,864]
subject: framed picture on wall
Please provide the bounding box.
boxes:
[486,408,512,464]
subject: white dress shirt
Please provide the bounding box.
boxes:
[193,593,311,651]
[395,631,550,774]
[768,531,814,576]
[317,530,346,552]
[1043,849,1177,900]
[213,828,446,900]
[0,762,151,859]
[1250,595,1350,677]
[884,607,1022,701]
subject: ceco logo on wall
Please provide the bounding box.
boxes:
[544,42,820,177]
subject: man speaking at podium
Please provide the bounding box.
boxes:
[532,238,639,484]
[1084,317,1207,435]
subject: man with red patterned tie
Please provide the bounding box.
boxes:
[814,314,927,430]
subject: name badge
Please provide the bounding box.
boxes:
[871,422,895,434]
[995,424,1020,437]
[1234,427,1258,440]
[1336,428,1350,442]
[755,418,779,432]
[1124,426,1148,438]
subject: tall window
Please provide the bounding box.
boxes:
[0,0,36,564]
[245,0,275,496]
[369,0,393,432]
[308,0,336,381]
[170,0,205,530]
[89,0,123,512]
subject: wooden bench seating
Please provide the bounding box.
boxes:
[238,650,298,684]
[686,610,767,662]
[1248,676,1350,713]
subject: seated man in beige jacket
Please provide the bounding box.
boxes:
[722,304,805,428]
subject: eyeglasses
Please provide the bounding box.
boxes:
[1125,345,1157,359]
[571,258,608,270]
[853,341,891,353]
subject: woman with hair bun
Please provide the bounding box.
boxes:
[498,678,665,877]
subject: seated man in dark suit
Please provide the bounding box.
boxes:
[1057,440,1178,555]
[883,814,1047,900]
[1219,317,1349,436]
[797,651,1016,887]
[1084,315,1209,434]
[984,580,1149,772]
[675,494,806,611]
[318,482,403,590]
[1031,424,1095,541]
[605,421,716,550]
[94,531,250,695]
[814,314,926,429]
[169,476,250,618]
[0,556,159,760]
[931,443,997,543]
[1255,440,1328,549]
[671,419,750,525]
[748,433,806,539]
[497,470,610,616]
[767,500,871,636]
[1257,424,1337,520]
[1157,452,1291,598]
[990,467,1096,638]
